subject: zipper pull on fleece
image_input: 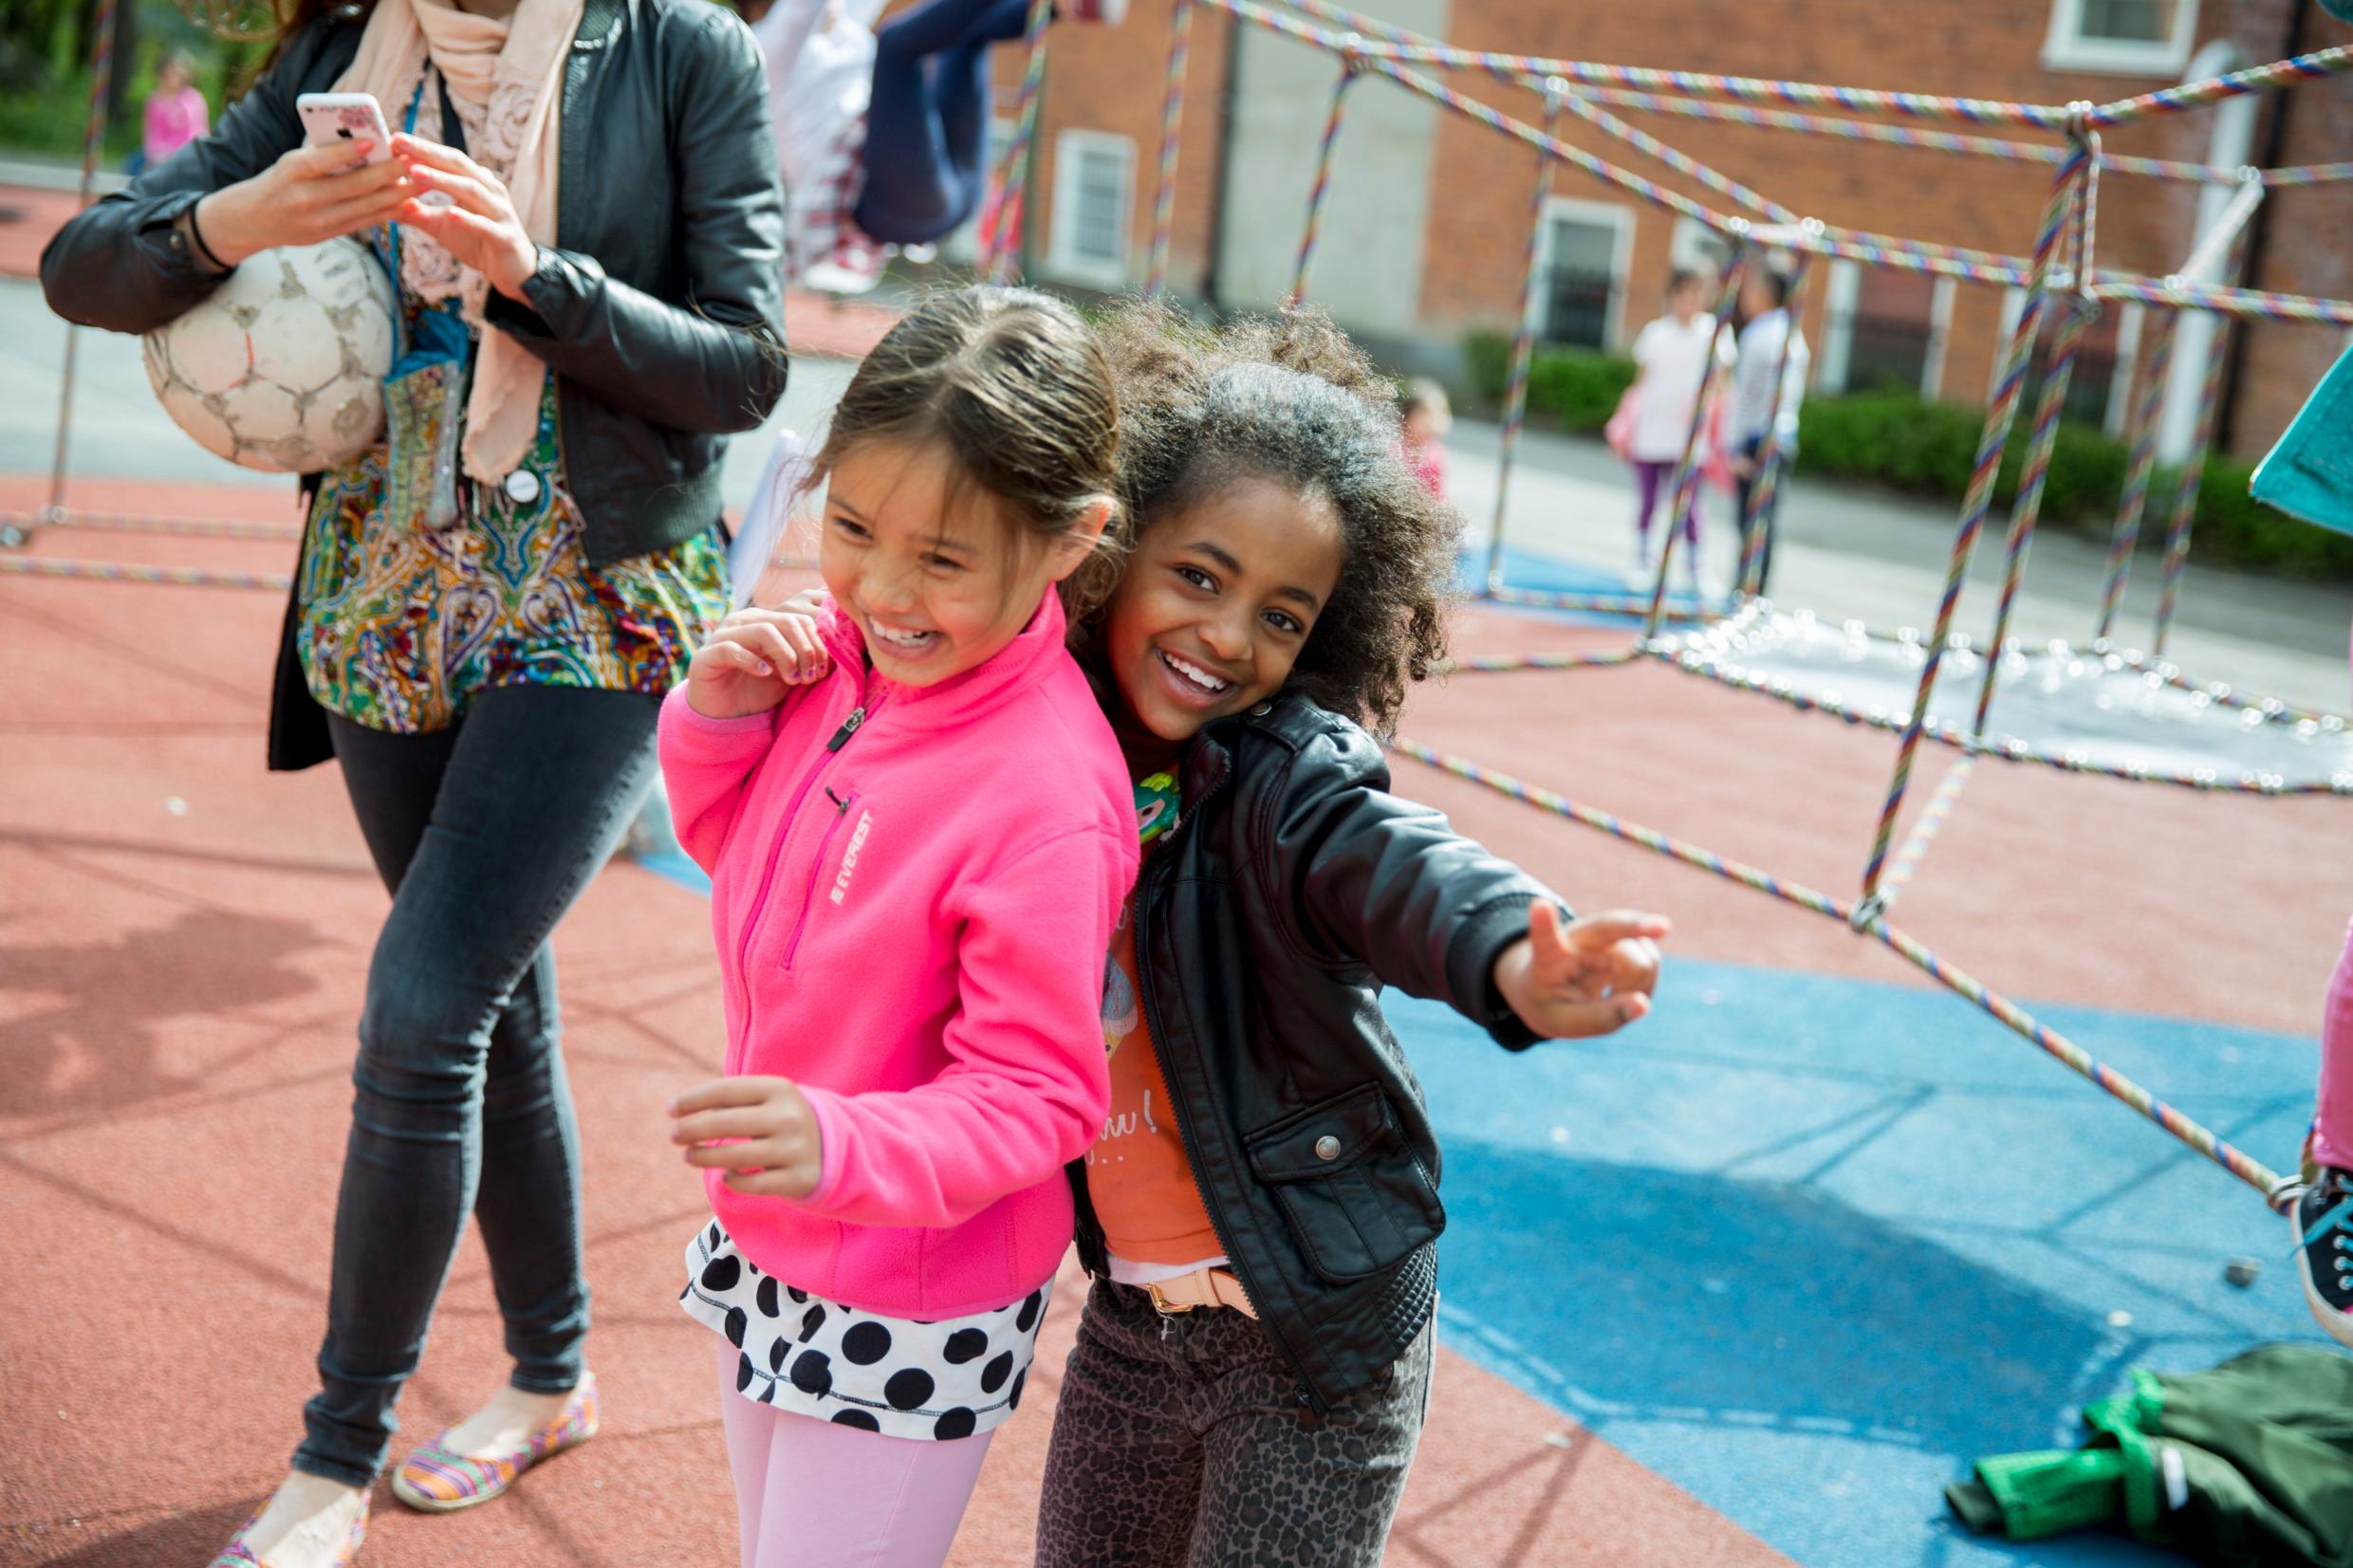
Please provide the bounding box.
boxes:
[826,705,868,752]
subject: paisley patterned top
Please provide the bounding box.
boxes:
[295,339,728,734]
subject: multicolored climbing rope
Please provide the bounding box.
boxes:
[1389,738,1859,919]
[1485,87,1561,596]
[0,557,293,592]
[1860,147,2092,900]
[1289,61,1362,306]
[979,0,1057,281]
[1489,584,1721,619]
[1144,0,1196,296]
[2089,274,2353,325]
[1973,113,2103,737]
[1734,249,1812,599]
[2149,227,2253,660]
[2099,311,2176,643]
[47,0,118,526]
[0,509,305,543]
[1441,648,1648,672]
[1209,0,1732,234]
[2086,45,2353,126]
[1649,623,2352,795]
[1865,921,2282,1198]
[1330,35,2072,127]
[2091,641,2349,729]
[1386,737,2288,1201]
[1644,251,1749,638]
[1974,295,2096,736]
[1868,754,1975,917]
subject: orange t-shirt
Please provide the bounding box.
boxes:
[1088,893,1224,1266]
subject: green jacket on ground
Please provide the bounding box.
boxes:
[1947,1344,2353,1567]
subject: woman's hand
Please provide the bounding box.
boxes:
[684,606,833,719]
[1492,904,1671,1040]
[390,134,538,302]
[672,1076,824,1198]
[191,141,416,267]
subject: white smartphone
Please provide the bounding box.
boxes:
[295,92,393,163]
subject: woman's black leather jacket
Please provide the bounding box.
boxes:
[40,0,788,767]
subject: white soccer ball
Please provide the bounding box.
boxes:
[141,236,398,473]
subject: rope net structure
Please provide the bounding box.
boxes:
[10,0,2351,1213]
[1089,0,2349,1210]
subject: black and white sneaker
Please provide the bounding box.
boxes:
[2292,1165,2353,1349]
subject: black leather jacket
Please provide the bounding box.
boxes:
[40,0,787,767]
[1072,690,1562,1412]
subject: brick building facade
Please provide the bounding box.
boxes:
[991,0,2349,461]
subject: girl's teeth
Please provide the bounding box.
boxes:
[1164,653,1228,692]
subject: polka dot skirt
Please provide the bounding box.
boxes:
[680,1220,1051,1442]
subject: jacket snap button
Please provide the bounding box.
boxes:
[1250,701,1273,716]
[503,468,544,505]
[1314,1134,1342,1161]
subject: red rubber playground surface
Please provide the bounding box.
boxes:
[2,473,2344,1565]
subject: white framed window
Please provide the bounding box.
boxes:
[2041,0,2195,75]
[1533,196,1634,351]
[1047,129,1134,289]
[1670,214,1732,282]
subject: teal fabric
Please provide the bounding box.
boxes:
[2251,342,2353,535]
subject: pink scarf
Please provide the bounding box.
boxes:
[334,0,582,483]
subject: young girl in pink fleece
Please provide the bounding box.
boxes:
[2292,626,2353,1348]
[657,286,1137,1568]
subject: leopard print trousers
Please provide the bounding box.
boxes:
[1034,1277,1433,1567]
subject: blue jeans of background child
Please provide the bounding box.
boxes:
[1734,433,1794,596]
[293,684,659,1487]
[854,0,1034,245]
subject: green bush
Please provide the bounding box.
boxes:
[1458,332,1636,434]
[1461,330,2347,582]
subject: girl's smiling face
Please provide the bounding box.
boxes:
[1099,477,1345,771]
[822,438,1100,688]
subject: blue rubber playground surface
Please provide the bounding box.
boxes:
[1399,964,2327,1567]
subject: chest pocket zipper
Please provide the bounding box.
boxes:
[781,788,860,973]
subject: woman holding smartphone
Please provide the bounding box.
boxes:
[42,0,786,1560]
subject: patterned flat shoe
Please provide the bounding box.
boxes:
[209,1493,372,1567]
[390,1373,600,1513]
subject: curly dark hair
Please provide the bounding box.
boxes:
[1079,300,1457,735]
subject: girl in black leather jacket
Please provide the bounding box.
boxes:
[1031,303,1672,1567]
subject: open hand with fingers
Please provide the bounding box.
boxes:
[190,140,417,267]
[684,606,834,719]
[391,133,539,300]
[1491,904,1671,1040]
[671,1077,824,1198]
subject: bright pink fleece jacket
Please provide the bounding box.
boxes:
[658,591,1136,1319]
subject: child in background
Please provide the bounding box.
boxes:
[1726,263,1808,597]
[2292,618,2353,1350]
[753,0,1125,293]
[2241,339,2353,1348]
[1034,304,1669,1565]
[2302,911,2353,1349]
[1399,376,1452,501]
[1622,267,1719,588]
[133,50,208,177]
[658,287,1137,1568]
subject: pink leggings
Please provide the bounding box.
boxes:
[714,1341,995,1568]
[2318,917,2353,1171]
